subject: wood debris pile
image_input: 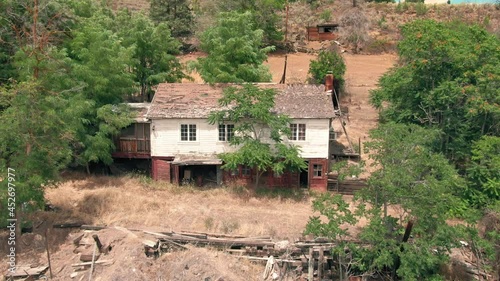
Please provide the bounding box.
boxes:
[142,230,343,281]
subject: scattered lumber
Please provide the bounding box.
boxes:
[4,265,49,278]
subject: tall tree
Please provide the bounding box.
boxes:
[370,20,500,165]
[66,10,135,169]
[0,0,78,228]
[0,0,75,85]
[149,0,193,38]
[213,0,284,44]
[115,11,187,102]
[208,84,306,188]
[306,123,467,280]
[191,11,274,84]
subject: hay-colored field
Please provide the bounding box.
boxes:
[45,174,316,240]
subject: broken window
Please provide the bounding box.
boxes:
[218,124,234,142]
[181,124,196,141]
[290,124,306,141]
[313,164,323,178]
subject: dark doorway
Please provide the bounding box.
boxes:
[299,161,309,188]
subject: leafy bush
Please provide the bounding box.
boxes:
[415,2,428,16]
[320,10,332,22]
[308,50,346,90]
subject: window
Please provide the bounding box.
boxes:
[290,124,306,141]
[313,164,323,178]
[241,166,251,176]
[218,124,234,142]
[181,124,196,141]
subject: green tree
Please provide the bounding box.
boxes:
[0,81,74,212]
[0,0,75,85]
[149,0,193,38]
[0,0,79,217]
[213,0,284,44]
[0,0,134,226]
[370,20,500,165]
[465,136,500,208]
[191,11,274,84]
[306,123,467,279]
[308,50,346,91]
[115,11,187,102]
[208,84,306,188]
[66,10,135,169]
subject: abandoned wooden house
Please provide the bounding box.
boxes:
[113,82,336,192]
[306,23,339,41]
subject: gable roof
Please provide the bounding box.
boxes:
[146,83,334,119]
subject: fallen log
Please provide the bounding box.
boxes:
[53,223,84,228]
[82,225,106,231]
[80,252,100,262]
[52,223,106,230]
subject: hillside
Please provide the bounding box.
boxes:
[111,0,500,54]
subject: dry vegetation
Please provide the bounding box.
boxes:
[44,173,315,239]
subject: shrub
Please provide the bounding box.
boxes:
[415,2,428,16]
[365,38,395,54]
[308,50,346,91]
[320,10,332,22]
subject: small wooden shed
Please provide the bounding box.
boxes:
[306,23,339,41]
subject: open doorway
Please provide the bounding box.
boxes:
[179,165,218,187]
[299,161,309,188]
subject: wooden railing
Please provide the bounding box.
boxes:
[115,138,150,153]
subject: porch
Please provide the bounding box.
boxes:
[112,123,151,159]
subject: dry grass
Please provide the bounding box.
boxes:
[45,173,316,240]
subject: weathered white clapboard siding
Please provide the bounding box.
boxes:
[284,118,330,159]
[150,118,232,156]
[150,118,330,159]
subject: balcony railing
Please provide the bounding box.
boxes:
[115,138,150,154]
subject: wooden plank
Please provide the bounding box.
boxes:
[318,246,324,280]
[71,260,113,267]
[5,266,49,277]
[82,225,107,231]
[308,247,314,281]
[235,255,301,266]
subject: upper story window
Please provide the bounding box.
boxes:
[290,123,306,141]
[180,124,196,141]
[218,124,234,142]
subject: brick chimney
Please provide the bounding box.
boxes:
[325,73,334,92]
